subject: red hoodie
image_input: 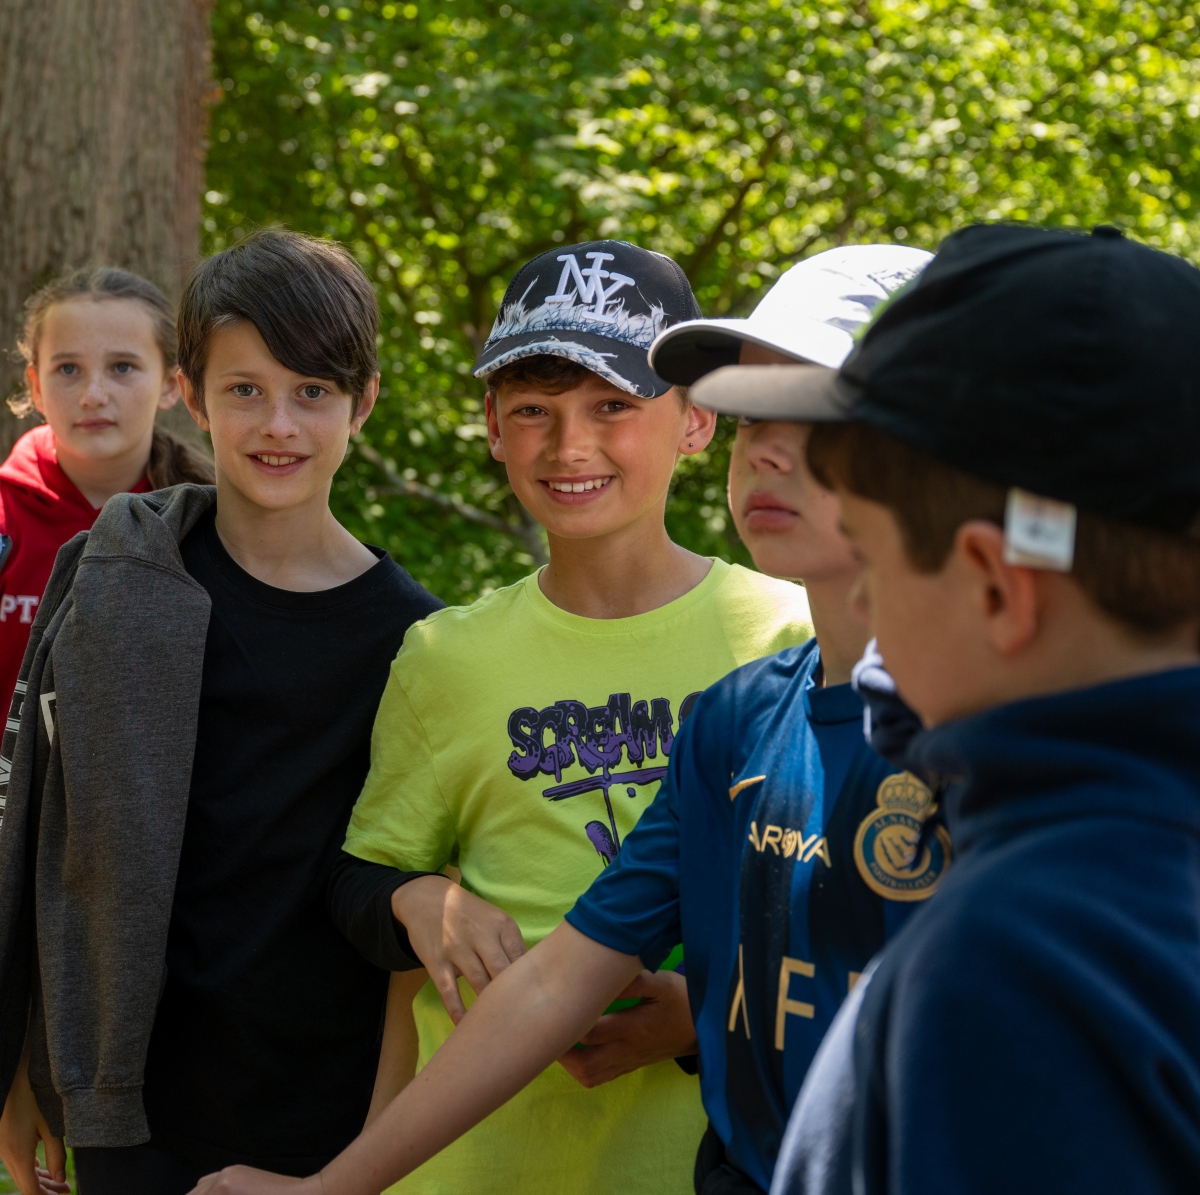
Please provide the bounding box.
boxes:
[0,425,150,711]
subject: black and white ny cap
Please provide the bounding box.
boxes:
[473,240,701,398]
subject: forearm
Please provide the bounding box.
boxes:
[364,970,426,1128]
[326,851,433,972]
[318,923,641,1195]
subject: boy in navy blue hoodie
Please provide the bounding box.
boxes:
[692,223,1200,1195]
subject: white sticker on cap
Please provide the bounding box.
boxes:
[1003,489,1076,571]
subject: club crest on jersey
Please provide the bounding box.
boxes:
[853,772,950,902]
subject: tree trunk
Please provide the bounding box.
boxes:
[0,0,215,458]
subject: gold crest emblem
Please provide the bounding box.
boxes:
[853,772,950,902]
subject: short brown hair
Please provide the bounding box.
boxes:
[179,229,378,415]
[485,354,689,403]
[808,421,1200,634]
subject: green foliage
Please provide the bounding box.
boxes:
[206,0,1200,601]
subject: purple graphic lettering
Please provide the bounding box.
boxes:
[506,701,588,781]
[508,692,679,781]
[628,697,675,762]
[576,693,628,770]
[506,707,544,779]
[505,691,701,857]
[536,704,576,780]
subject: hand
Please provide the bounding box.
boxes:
[187,1165,318,1194]
[34,1166,70,1195]
[0,1051,69,1195]
[556,969,697,1088]
[391,876,525,1023]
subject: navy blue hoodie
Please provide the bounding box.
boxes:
[772,667,1200,1194]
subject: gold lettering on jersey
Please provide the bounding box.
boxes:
[848,971,862,992]
[728,944,750,1038]
[774,956,815,1049]
[853,772,951,901]
[728,774,766,801]
[749,821,828,866]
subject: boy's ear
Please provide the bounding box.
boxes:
[955,520,1041,657]
[157,365,182,412]
[350,374,380,433]
[178,369,211,433]
[847,568,872,629]
[486,393,505,461]
[679,398,717,457]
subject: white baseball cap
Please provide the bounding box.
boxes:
[647,244,934,385]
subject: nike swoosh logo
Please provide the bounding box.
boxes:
[728,775,766,801]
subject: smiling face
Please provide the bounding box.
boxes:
[181,319,376,513]
[486,370,715,542]
[28,297,178,469]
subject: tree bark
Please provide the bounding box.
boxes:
[0,0,215,457]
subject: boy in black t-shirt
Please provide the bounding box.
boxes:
[0,231,440,1195]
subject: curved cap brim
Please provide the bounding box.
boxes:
[691,364,858,421]
[648,322,742,386]
[648,318,851,385]
[473,328,673,398]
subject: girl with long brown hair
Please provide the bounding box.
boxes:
[0,267,213,711]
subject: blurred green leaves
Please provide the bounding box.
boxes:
[205,0,1200,601]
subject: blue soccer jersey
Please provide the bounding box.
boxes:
[566,639,950,1191]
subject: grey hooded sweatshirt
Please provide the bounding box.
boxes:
[0,484,214,1147]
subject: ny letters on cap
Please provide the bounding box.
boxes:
[472,239,701,398]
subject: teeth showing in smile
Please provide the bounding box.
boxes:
[547,477,612,493]
[254,454,302,467]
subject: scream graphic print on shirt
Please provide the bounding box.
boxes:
[507,688,701,865]
[344,561,812,1195]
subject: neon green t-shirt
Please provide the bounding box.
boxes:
[344,560,813,1195]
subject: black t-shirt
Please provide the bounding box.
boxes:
[143,510,441,1173]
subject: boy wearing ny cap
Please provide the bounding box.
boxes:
[681,224,1200,1195]
[186,248,933,1195]
[320,241,811,1195]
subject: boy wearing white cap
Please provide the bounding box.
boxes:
[637,245,936,1192]
[649,245,931,380]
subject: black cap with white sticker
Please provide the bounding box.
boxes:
[473,240,701,398]
[692,224,1200,561]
